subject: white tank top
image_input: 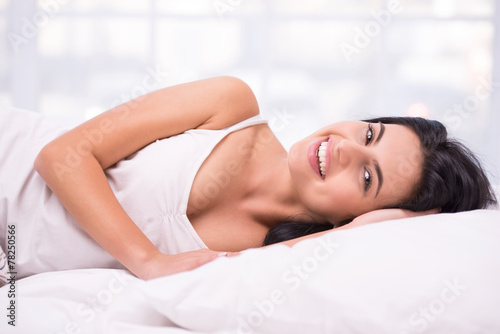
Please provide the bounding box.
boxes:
[0,104,268,278]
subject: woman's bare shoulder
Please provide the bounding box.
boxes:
[196,76,260,131]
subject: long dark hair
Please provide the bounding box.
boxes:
[263,117,497,246]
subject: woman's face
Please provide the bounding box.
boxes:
[288,120,423,224]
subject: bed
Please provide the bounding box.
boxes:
[1,207,499,334]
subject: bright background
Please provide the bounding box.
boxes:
[1,0,499,183]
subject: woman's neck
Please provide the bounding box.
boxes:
[241,142,319,227]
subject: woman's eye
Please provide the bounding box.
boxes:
[365,124,374,145]
[364,168,372,191]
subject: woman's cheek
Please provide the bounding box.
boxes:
[309,188,342,217]
[324,184,358,214]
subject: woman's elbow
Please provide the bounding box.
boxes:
[34,143,53,175]
[34,142,66,182]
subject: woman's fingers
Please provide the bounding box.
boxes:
[140,249,229,280]
[347,207,441,229]
[405,207,441,217]
[225,251,241,257]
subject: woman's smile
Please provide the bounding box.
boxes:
[308,137,332,180]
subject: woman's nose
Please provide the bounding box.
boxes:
[337,139,369,167]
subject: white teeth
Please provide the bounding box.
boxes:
[317,141,328,178]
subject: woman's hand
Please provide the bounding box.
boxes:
[139,249,228,281]
[341,207,440,230]
[277,208,440,248]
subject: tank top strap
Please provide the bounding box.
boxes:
[223,114,268,133]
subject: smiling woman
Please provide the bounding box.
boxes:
[287,120,423,224]
[264,116,498,245]
[0,77,497,281]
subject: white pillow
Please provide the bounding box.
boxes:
[140,209,500,334]
[2,210,499,334]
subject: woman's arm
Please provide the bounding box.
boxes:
[279,208,440,248]
[34,76,259,279]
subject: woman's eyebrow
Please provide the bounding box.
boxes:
[374,122,385,197]
[375,161,383,197]
[375,122,385,144]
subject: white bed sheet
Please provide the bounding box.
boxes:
[1,209,499,334]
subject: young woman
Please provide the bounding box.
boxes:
[0,76,496,281]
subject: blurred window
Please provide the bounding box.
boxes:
[1,0,498,178]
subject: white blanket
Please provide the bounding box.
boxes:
[1,209,499,334]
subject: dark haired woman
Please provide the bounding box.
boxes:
[1,76,496,280]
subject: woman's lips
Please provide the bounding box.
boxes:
[308,137,332,179]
